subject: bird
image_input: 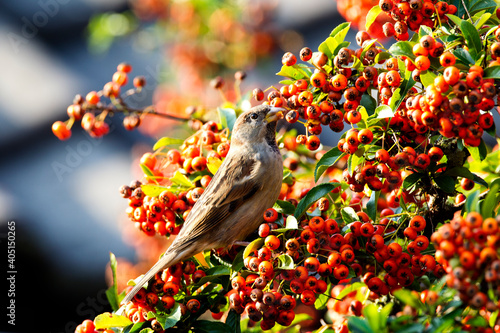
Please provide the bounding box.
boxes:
[120,105,284,306]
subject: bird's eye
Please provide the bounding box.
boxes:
[250,112,259,120]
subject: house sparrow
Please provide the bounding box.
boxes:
[121,105,283,305]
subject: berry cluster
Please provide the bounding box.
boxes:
[122,261,208,325]
[339,128,444,200]
[433,211,500,311]
[51,62,180,141]
[401,35,496,147]
[121,180,183,237]
[379,0,457,40]
[120,120,230,237]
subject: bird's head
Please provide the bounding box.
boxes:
[231,105,284,147]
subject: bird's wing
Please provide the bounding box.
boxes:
[173,155,261,252]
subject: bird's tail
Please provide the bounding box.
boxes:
[119,250,179,308]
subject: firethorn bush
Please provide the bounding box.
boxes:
[57,0,500,332]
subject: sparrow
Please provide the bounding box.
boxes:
[120,105,283,305]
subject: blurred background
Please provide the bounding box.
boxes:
[0,0,352,332]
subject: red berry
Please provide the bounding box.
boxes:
[52,121,72,140]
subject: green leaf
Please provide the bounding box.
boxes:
[140,164,155,178]
[393,289,424,311]
[380,303,393,327]
[366,190,380,221]
[467,139,488,161]
[374,52,392,65]
[446,14,463,27]
[445,167,488,187]
[482,183,499,218]
[402,172,423,190]
[226,310,241,333]
[283,167,295,185]
[207,157,222,175]
[452,48,475,65]
[277,254,295,270]
[218,107,237,133]
[294,183,338,219]
[141,184,168,197]
[466,190,481,213]
[365,6,382,30]
[276,63,311,80]
[153,137,184,150]
[314,147,344,181]
[243,238,264,258]
[160,304,181,329]
[105,253,120,312]
[484,66,500,79]
[358,105,369,122]
[434,175,456,193]
[205,265,231,276]
[330,22,351,40]
[318,37,338,58]
[342,206,359,224]
[348,317,374,333]
[314,283,332,310]
[123,322,147,333]
[375,105,394,118]
[231,250,245,274]
[389,88,402,112]
[473,175,488,188]
[333,41,351,56]
[363,304,382,332]
[348,152,364,175]
[474,12,492,29]
[361,93,377,116]
[336,282,366,300]
[445,166,475,179]
[320,37,339,58]
[394,69,416,111]
[195,266,231,285]
[273,215,300,233]
[420,70,437,87]
[489,310,499,327]
[460,20,482,60]
[465,316,488,327]
[94,312,133,329]
[285,215,298,229]
[273,200,296,215]
[191,320,232,333]
[469,0,497,15]
[418,25,433,38]
[169,170,195,188]
[388,41,415,60]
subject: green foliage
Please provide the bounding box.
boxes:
[153,137,185,151]
[106,253,120,311]
[294,183,339,219]
[218,107,237,133]
[314,147,344,181]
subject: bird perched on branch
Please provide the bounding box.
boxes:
[120,105,284,306]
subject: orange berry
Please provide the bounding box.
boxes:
[85,91,100,105]
[52,121,72,140]
[415,55,431,71]
[117,62,132,73]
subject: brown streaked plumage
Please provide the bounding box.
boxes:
[120,105,283,306]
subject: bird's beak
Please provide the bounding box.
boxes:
[265,107,285,123]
